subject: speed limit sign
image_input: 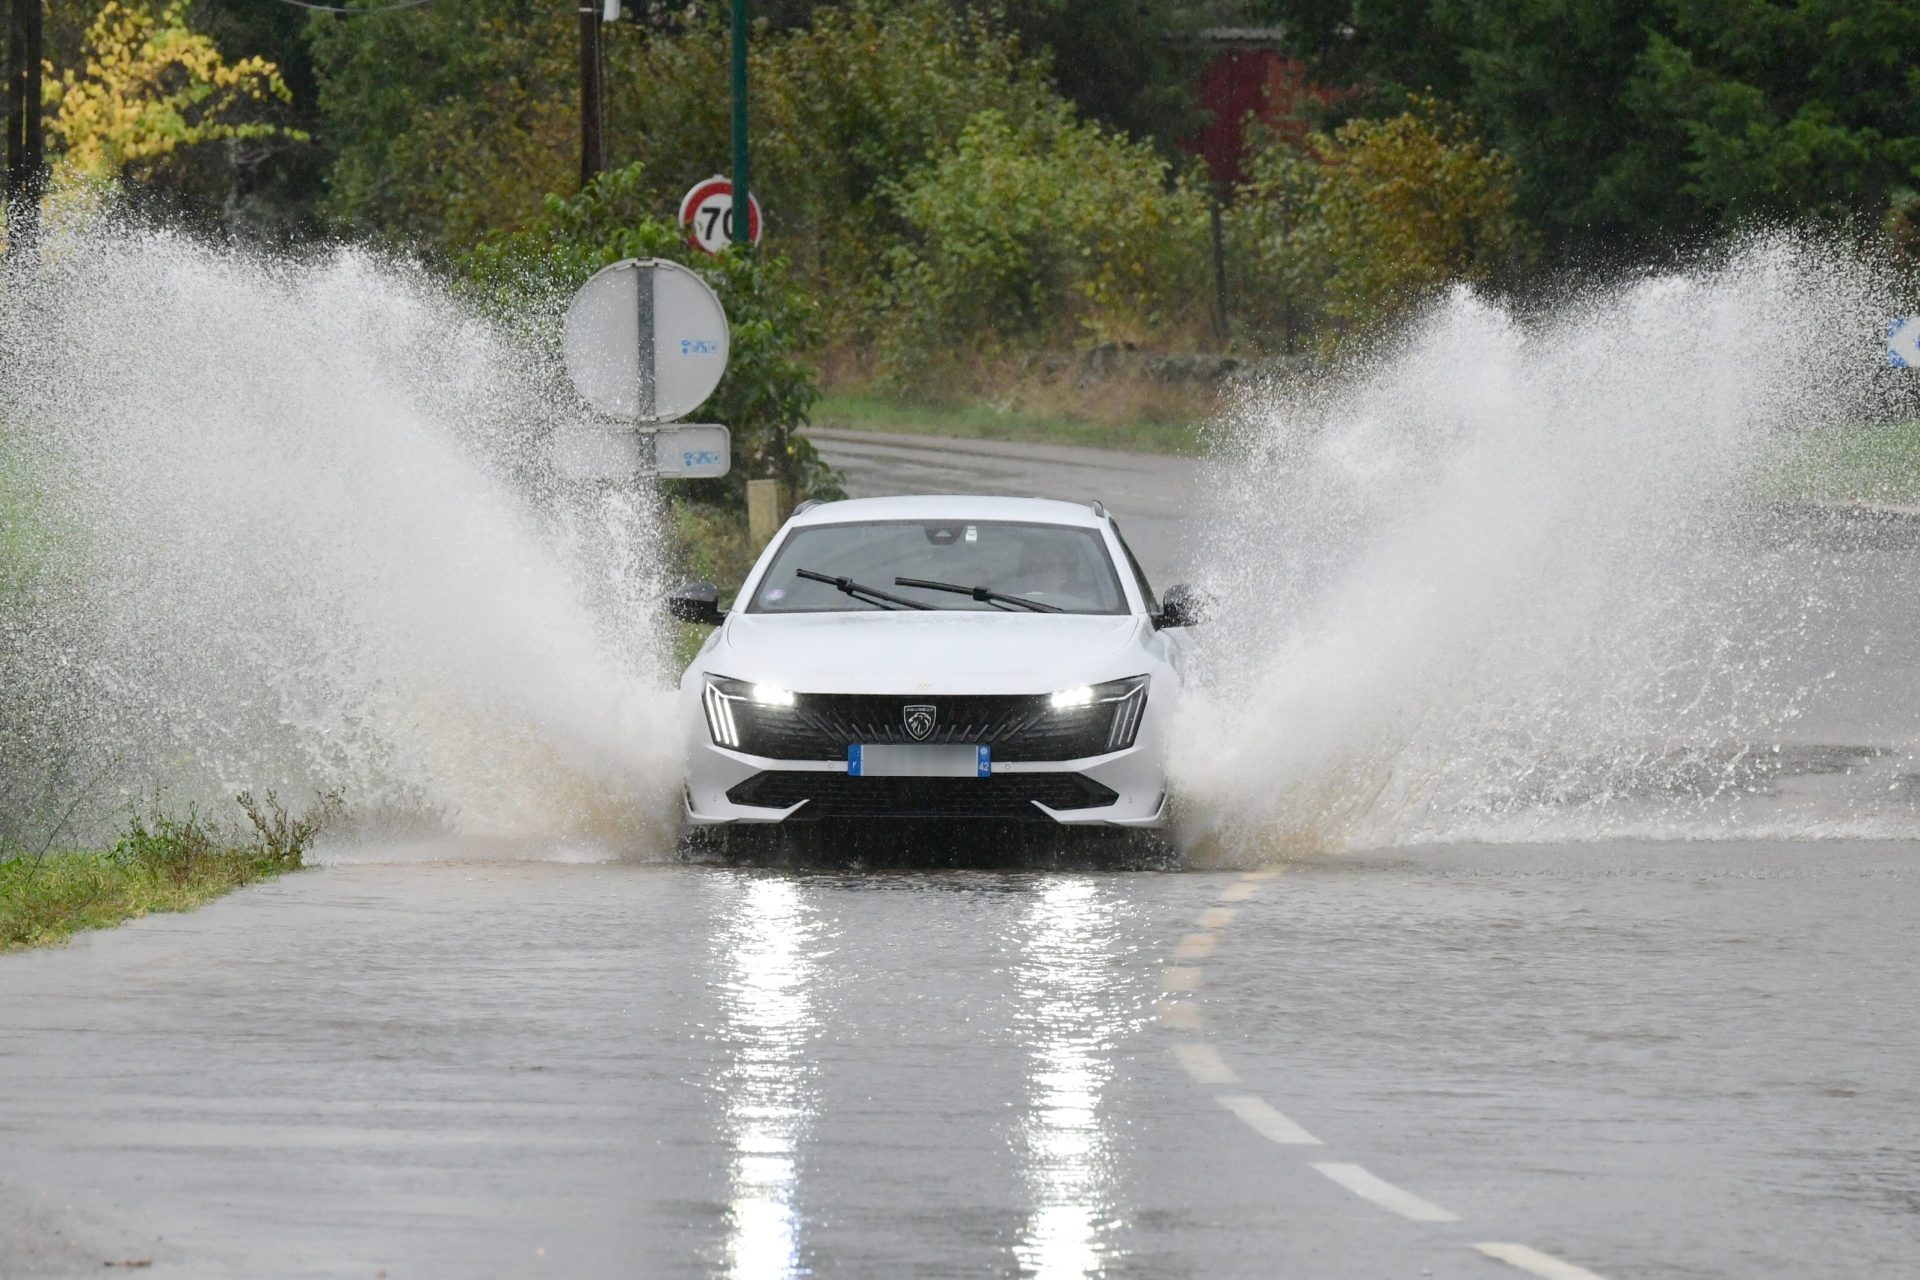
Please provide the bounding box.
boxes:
[678,176,763,255]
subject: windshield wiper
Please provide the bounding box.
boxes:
[894,576,1064,613]
[796,568,933,611]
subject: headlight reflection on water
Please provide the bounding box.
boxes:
[715,877,822,1280]
[1013,879,1129,1280]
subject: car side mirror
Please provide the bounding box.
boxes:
[1155,582,1203,629]
[667,582,726,627]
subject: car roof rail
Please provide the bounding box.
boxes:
[792,498,830,517]
[1089,500,1108,518]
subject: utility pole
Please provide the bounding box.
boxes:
[728,0,749,249]
[577,0,604,189]
[4,0,44,251]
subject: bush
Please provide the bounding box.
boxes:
[1229,99,1532,347]
[876,108,1212,390]
[467,163,840,506]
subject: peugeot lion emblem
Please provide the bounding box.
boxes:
[903,704,937,741]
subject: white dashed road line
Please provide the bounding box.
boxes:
[1309,1162,1461,1224]
[1216,1093,1320,1146]
[1172,871,1615,1280]
[1475,1243,1611,1280]
[1171,1042,1240,1085]
[1172,931,1217,960]
[1157,1000,1204,1030]
[1161,965,1203,993]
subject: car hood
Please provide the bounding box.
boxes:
[715,610,1148,694]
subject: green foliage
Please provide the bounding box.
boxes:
[306,0,574,253]
[994,0,1209,145]
[877,108,1211,387]
[3,792,340,951]
[468,164,840,504]
[605,1,1061,327]
[308,0,1055,274]
[1229,100,1530,345]
[1275,0,1920,259]
[1631,4,1920,229]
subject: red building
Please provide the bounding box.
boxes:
[1184,28,1345,189]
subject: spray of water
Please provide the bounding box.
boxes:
[1,218,681,859]
[1176,236,1920,859]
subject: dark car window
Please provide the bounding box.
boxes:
[750,520,1128,615]
[1108,519,1158,614]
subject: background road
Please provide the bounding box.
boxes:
[3,433,1917,1279]
[807,428,1199,590]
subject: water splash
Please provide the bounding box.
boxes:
[1176,236,1920,858]
[1,219,680,857]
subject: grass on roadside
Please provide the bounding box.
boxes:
[1774,419,1920,504]
[812,392,1206,455]
[1,791,340,952]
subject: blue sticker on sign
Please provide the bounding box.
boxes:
[977,745,991,777]
[680,339,721,356]
[847,744,862,777]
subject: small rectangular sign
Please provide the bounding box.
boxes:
[550,423,732,481]
[653,424,732,479]
[848,744,989,778]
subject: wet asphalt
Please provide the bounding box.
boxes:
[3,433,1917,1278]
[3,847,1916,1278]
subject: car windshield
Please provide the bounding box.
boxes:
[749,519,1129,615]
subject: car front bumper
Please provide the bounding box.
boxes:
[682,737,1171,828]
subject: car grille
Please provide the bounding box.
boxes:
[725,771,1120,819]
[726,692,1142,762]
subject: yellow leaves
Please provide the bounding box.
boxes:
[45,0,305,188]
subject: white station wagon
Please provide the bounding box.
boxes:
[669,494,1199,839]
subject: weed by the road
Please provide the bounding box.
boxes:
[0,792,341,952]
[1774,419,1920,504]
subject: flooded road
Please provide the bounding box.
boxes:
[4,846,1916,1278]
[6,434,1920,1279]
[8,231,1920,1277]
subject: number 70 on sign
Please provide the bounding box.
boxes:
[679,176,764,255]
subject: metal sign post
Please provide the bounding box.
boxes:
[730,0,750,250]
[558,258,734,481]
[4,0,45,252]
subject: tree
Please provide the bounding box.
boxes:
[1628,1,1920,230]
[46,0,303,190]
[1269,0,1920,260]
[305,0,573,253]
[1230,99,1530,343]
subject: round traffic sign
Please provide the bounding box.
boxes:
[562,259,730,422]
[678,176,763,255]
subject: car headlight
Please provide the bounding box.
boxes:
[701,674,797,747]
[1048,676,1150,752]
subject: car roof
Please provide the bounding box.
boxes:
[788,494,1105,529]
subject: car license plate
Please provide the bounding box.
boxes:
[847,744,990,778]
